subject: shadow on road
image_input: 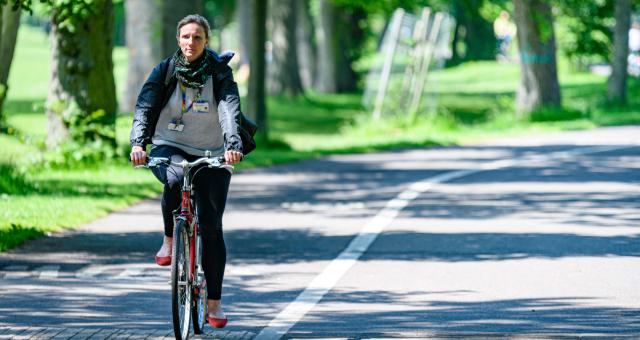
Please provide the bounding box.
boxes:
[228,145,639,220]
[0,143,638,333]
[291,292,640,335]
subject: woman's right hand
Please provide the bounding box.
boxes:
[130,146,147,166]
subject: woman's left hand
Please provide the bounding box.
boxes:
[224,150,243,164]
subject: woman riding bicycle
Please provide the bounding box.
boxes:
[129,14,245,329]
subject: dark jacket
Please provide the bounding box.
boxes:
[130,49,243,153]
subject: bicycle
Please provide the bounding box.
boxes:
[141,151,233,340]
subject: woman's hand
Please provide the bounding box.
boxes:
[224,150,243,165]
[130,146,147,166]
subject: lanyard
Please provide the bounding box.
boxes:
[176,83,203,122]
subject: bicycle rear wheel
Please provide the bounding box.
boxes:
[192,275,207,334]
[171,219,192,340]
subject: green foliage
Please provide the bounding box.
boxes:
[331,0,435,13]
[0,225,44,252]
[0,0,51,13]
[0,163,31,194]
[47,100,116,168]
[451,0,498,62]
[203,0,235,29]
[532,5,553,45]
[478,0,510,22]
[51,0,98,33]
[529,106,585,122]
[555,0,614,66]
[254,134,292,151]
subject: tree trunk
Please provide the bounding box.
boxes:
[607,0,631,104]
[121,0,161,113]
[315,0,337,93]
[236,0,251,66]
[315,1,359,93]
[512,0,561,114]
[46,0,117,146]
[161,0,203,58]
[247,0,267,138]
[454,0,496,61]
[448,17,462,65]
[267,0,303,96]
[336,8,363,92]
[296,0,315,91]
[0,4,20,127]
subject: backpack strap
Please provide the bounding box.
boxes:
[164,58,175,86]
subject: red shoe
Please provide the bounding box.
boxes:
[207,315,228,328]
[155,255,171,266]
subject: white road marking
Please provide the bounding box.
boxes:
[76,264,157,280]
[76,265,106,279]
[255,144,637,340]
[37,265,60,279]
[2,265,29,279]
[1,264,165,281]
[114,267,145,280]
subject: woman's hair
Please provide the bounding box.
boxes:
[176,14,211,40]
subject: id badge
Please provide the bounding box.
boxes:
[192,100,210,114]
[168,120,184,132]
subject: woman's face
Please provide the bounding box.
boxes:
[178,23,208,62]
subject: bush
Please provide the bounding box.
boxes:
[530,107,586,122]
[43,101,118,168]
[0,163,31,195]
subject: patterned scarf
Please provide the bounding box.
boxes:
[172,49,214,88]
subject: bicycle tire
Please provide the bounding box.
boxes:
[192,276,207,334]
[171,219,192,340]
[191,204,207,334]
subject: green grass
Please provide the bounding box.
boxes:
[0,164,161,251]
[6,26,50,100]
[2,25,640,252]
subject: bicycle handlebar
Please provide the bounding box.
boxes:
[136,155,233,171]
[152,156,230,169]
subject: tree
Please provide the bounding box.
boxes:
[555,0,614,69]
[247,0,267,138]
[296,0,316,91]
[161,0,203,58]
[315,1,375,93]
[0,3,21,129]
[315,0,363,93]
[336,6,364,92]
[121,0,161,113]
[512,0,561,113]
[268,0,303,96]
[203,0,234,51]
[236,0,250,66]
[315,0,338,93]
[46,0,117,147]
[607,0,632,104]
[450,0,497,63]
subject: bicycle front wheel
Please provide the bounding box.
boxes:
[171,219,192,340]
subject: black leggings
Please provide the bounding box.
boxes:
[150,145,231,300]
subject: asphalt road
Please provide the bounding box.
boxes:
[1,126,639,339]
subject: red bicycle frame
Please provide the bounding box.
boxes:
[178,176,198,284]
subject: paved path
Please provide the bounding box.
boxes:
[1,126,639,339]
